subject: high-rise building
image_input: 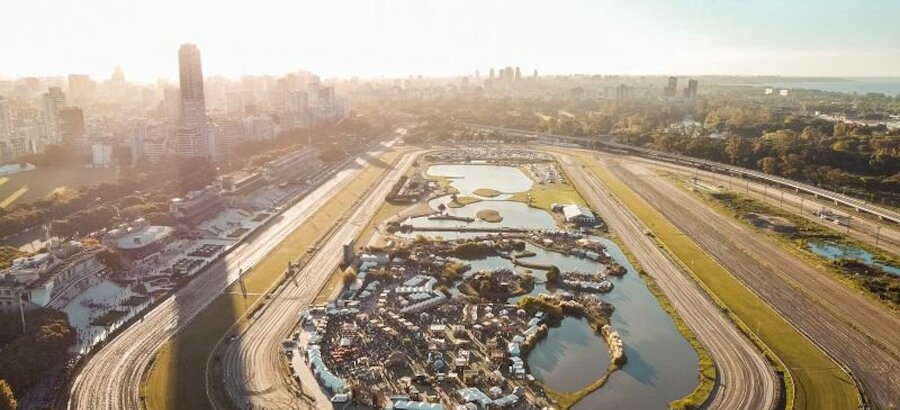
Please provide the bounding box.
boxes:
[42,87,67,144]
[683,79,698,99]
[514,67,522,81]
[59,107,85,143]
[176,44,212,160]
[489,68,495,79]
[109,66,126,98]
[533,69,538,78]
[664,76,678,97]
[0,97,11,138]
[68,74,95,106]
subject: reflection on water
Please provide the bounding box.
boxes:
[528,317,610,391]
[808,240,900,276]
[428,164,533,197]
[408,164,699,408]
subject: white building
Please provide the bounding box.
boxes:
[562,204,597,226]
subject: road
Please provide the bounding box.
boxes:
[600,154,900,407]
[629,155,900,255]
[65,142,400,410]
[555,152,777,410]
[217,150,421,409]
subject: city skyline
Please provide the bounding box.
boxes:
[2,0,899,82]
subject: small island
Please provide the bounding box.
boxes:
[476,209,503,223]
[473,188,503,198]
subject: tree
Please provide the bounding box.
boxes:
[545,266,561,286]
[0,379,15,410]
[725,136,751,165]
[758,157,779,175]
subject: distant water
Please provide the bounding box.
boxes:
[768,78,900,96]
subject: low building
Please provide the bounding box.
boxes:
[264,147,321,182]
[562,204,596,226]
[0,279,23,312]
[105,218,175,261]
[170,185,225,226]
[0,241,105,310]
[219,168,266,196]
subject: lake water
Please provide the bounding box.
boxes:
[407,164,700,408]
[764,78,900,96]
[428,164,533,199]
[807,240,900,276]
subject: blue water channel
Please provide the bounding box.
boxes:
[807,240,900,276]
[405,164,700,409]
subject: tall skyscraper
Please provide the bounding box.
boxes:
[42,87,67,144]
[664,76,678,97]
[0,97,11,138]
[110,66,126,98]
[176,44,213,160]
[68,74,95,106]
[683,79,699,99]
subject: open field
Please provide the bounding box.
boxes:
[569,151,867,409]
[0,167,117,208]
[508,181,586,212]
[142,149,409,410]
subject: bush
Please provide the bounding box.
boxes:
[342,268,358,286]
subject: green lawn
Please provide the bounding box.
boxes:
[142,149,408,410]
[0,167,117,209]
[572,151,859,410]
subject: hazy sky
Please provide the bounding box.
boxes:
[2,0,899,82]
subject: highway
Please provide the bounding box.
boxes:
[614,153,900,255]
[464,123,900,225]
[555,152,778,410]
[65,142,400,410]
[601,154,900,407]
[217,150,421,409]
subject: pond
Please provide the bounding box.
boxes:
[808,240,900,276]
[406,164,700,407]
[527,317,610,390]
[428,164,533,198]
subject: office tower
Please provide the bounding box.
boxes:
[59,107,85,143]
[665,76,678,97]
[615,84,630,99]
[515,67,521,81]
[42,87,67,144]
[683,79,698,99]
[533,69,538,78]
[68,74,94,106]
[110,66,126,98]
[0,97,11,138]
[489,68,495,79]
[176,44,212,160]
